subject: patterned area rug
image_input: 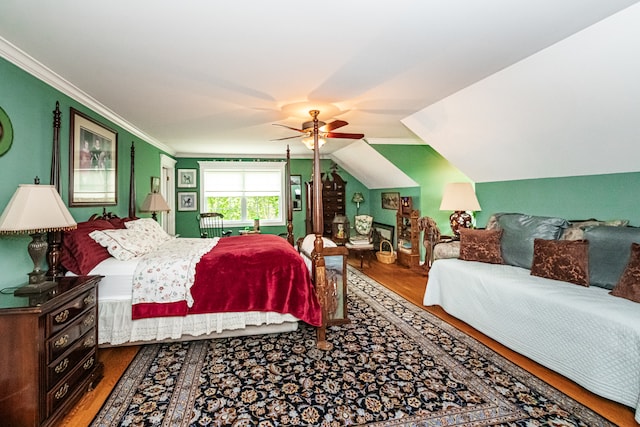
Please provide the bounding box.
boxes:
[92,267,614,426]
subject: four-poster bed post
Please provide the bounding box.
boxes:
[309,110,332,351]
[286,145,295,246]
[47,101,63,279]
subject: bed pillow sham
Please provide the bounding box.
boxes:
[582,225,640,289]
[124,217,173,245]
[495,213,570,269]
[89,228,159,261]
[61,219,115,275]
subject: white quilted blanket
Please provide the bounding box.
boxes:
[425,258,640,423]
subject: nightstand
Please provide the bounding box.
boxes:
[0,275,103,427]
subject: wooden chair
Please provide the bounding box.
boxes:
[197,212,232,238]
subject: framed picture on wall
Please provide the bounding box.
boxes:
[373,222,395,245]
[150,176,160,193]
[177,169,196,188]
[177,192,197,211]
[69,108,118,207]
[381,192,400,210]
[290,174,302,211]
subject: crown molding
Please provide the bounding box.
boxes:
[0,37,175,155]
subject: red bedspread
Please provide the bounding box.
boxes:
[131,234,322,326]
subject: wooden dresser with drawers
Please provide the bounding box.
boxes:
[0,275,103,427]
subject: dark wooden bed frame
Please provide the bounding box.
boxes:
[46,103,336,350]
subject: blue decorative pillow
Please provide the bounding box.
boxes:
[583,225,640,289]
[495,213,570,269]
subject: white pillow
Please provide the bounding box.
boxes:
[89,229,157,261]
[300,234,337,257]
[125,218,173,246]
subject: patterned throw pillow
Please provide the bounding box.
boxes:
[458,228,503,264]
[354,215,373,236]
[530,239,589,286]
[610,243,640,303]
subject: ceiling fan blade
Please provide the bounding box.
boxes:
[272,123,306,133]
[321,120,348,132]
[270,135,306,141]
[325,132,365,139]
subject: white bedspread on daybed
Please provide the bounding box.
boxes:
[424,258,640,421]
[88,257,299,346]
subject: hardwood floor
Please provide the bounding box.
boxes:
[61,258,637,426]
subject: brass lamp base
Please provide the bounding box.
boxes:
[449,210,473,238]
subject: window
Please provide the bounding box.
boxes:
[198,161,286,226]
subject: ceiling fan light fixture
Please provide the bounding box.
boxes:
[302,136,326,150]
[302,120,326,131]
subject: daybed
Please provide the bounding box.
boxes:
[423,213,640,423]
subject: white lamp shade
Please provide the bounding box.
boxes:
[439,182,481,211]
[141,192,171,212]
[0,184,77,234]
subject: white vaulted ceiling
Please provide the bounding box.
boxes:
[0,0,638,184]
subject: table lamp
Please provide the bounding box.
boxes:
[141,192,171,221]
[351,192,364,216]
[439,182,481,238]
[0,183,77,293]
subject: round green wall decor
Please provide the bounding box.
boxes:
[0,106,14,157]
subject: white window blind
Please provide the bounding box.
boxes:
[198,161,286,226]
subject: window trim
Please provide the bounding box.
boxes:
[198,160,287,227]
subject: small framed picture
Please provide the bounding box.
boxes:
[177,192,197,211]
[381,192,400,210]
[177,169,197,188]
[373,222,395,245]
[150,176,160,193]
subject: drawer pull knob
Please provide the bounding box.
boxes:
[83,357,94,370]
[54,358,69,374]
[54,309,69,324]
[54,334,69,348]
[84,336,96,347]
[83,314,95,327]
[55,383,69,400]
[83,295,96,305]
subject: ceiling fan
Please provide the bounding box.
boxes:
[272,110,364,149]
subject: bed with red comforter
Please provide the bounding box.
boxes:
[61,217,322,346]
[131,234,322,326]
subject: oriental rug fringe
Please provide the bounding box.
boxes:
[92,267,613,426]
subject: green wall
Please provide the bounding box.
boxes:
[372,144,470,236]
[476,172,640,227]
[0,57,167,287]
